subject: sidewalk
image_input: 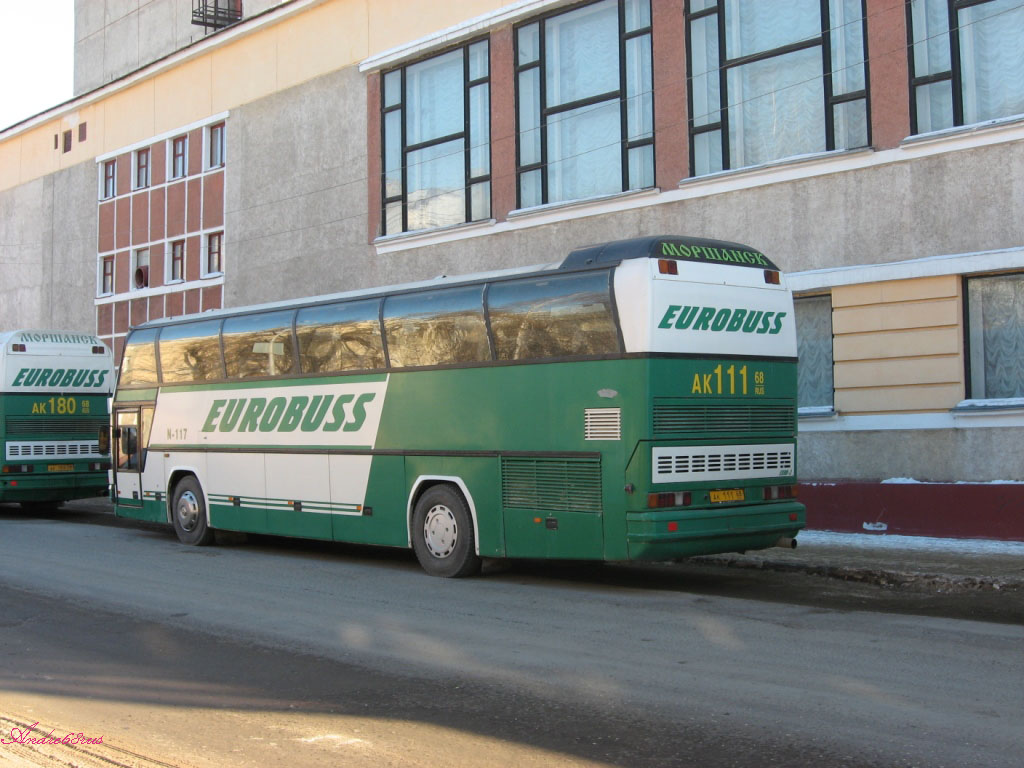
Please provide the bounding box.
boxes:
[696,530,1024,593]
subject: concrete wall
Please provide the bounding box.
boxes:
[74,0,287,96]
[0,161,98,333]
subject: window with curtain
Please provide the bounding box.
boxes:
[909,0,1024,134]
[687,0,869,176]
[381,40,491,235]
[966,274,1024,399]
[795,295,834,409]
[515,0,653,208]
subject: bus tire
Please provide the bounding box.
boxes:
[171,476,214,546]
[411,485,481,578]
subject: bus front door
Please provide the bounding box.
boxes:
[113,409,143,508]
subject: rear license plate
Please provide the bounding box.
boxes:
[47,464,74,472]
[710,488,744,503]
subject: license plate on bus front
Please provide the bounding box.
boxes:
[710,489,744,503]
[47,464,74,472]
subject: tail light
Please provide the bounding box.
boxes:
[647,491,691,508]
[2,465,34,474]
[763,484,799,500]
[764,270,780,284]
[657,259,678,275]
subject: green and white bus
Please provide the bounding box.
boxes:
[111,236,804,576]
[1,330,114,510]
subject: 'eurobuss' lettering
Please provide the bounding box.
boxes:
[657,306,787,335]
[9,367,108,388]
[201,392,376,434]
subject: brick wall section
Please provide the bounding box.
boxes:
[866,0,911,148]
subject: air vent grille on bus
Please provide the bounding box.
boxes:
[652,400,795,436]
[501,457,602,513]
[5,417,108,437]
[6,441,102,461]
[651,444,794,484]
[584,408,621,440]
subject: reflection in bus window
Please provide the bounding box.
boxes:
[296,300,385,373]
[223,310,296,379]
[120,328,160,385]
[384,286,489,367]
[159,319,224,383]
[488,271,619,360]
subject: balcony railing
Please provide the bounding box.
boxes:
[192,0,242,32]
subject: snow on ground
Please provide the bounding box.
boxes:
[800,530,1024,556]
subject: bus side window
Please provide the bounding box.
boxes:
[223,310,296,379]
[296,299,385,374]
[120,328,160,386]
[384,286,489,368]
[488,271,619,361]
[159,319,224,383]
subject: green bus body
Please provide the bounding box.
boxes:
[110,237,805,575]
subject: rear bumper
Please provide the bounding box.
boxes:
[0,472,109,503]
[626,501,805,560]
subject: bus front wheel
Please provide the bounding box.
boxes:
[411,485,481,578]
[172,476,214,546]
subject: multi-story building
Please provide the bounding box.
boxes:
[1,0,1021,539]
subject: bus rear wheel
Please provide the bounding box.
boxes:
[172,476,214,546]
[411,485,481,578]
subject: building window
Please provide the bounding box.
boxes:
[100,256,114,295]
[102,160,116,199]
[208,122,225,168]
[515,0,652,208]
[206,232,223,275]
[63,130,72,153]
[381,39,491,235]
[908,0,1024,134]
[687,0,869,176]
[171,135,188,179]
[169,240,185,282]
[795,295,834,409]
[132,248,150,289]
[966,274,1024,399]
[135,148,150,188]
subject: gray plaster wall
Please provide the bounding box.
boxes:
[798,427,1024,482]
[74,0,288,96]
[0,162,98,334]
[224,65,375,306]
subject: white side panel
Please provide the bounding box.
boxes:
[329,454,374,515]
[206,452,263,499]
[267,453,330,508]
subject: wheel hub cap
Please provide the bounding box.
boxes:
[423,504,457,558]
[176,490,200,532]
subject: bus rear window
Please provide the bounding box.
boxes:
[120,328,159,386]
[223,310,296,379]
[384,286,489,368]
[296,299,384,373]
[488,271,619,360]
[159,319,224,383]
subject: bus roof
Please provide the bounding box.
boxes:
[132,235,777,331]
[0,329,105,351]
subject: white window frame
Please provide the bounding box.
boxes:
[169,134,188,180]
[166,239,186,284]
[202,232,224,277]
[206,122,225,170]
[99,159,117,200]
[131,248,150,291]
[97,255,115,297]
[133,148,151,190]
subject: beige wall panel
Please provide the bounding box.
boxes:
[20,120,61,180]
[834,356,962,388]
[102,81,156,154]
[879,275,959,303]
[835,383,964,413]
[832,297,960,334]
[831,282,883,308]
[834,327,960,361]
[833,276,960,308]
[366,0,505,56]
[154,56,214,135]
[210,27,280,112]
[0,139,21,189]
[277,1,368,90]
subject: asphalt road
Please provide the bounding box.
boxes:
[0,502,1021,767]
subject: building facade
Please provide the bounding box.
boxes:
[1,0,1022,538]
